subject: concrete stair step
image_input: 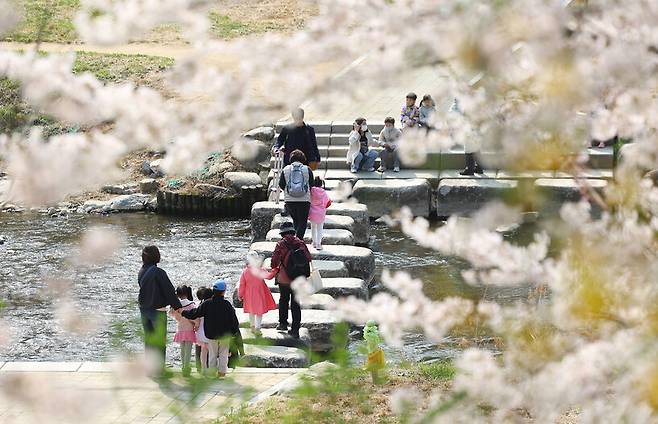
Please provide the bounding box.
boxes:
[265,228,355,245]
[241,328,311,349]
[241,344,309,368]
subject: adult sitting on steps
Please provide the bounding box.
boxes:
[273,108,321,170]
[278,149,314,239]
[271,221,312,339]
[347,117,379,173]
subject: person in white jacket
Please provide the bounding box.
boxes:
[450,98,483,175]
[377,116,402,172]
[347,118,378,173]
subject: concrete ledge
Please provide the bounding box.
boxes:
[266,228,355,246]
[0,362,83,372]
[534,178,607,213]
[353,178,431,218]
[436,179,518,217]
[249,242,375,284]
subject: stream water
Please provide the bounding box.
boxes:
[0,213,530,364]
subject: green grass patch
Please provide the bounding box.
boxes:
[208,13,254,39]
[0,52,173,135]
[5,0,80,42]
[418,360,456,380]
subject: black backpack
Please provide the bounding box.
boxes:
[284,240,311,280]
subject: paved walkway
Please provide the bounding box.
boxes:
[0,362,303,423]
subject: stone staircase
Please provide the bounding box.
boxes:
[231,197,375,368]
[269,121,615,219]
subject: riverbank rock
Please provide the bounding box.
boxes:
[225,172,263,191]
[251,201,370,245]
[107,194,151,212]
[140,178,160,194]
[265,228,355,246]
[81,200,108,214]
[149,159,165,177]
[241,345,309,368]
[436,179,518,217]
[353,178,431,218]
[101,183,138,195]
[241,328,311,349]
[194,183,228,195]
[249,241,375,284]
[236,308,341,352]
[243,126,275,143]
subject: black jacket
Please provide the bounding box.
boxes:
[138,265,182,311]
[181,296,240,340]
[275,124,320,165]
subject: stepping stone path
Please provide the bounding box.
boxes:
[236,190,377,368]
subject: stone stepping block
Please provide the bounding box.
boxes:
[265,228,355,246]
[271,214,356,233]
[236,308,340,352]
[241,328,311,349]
[276,189,345,203]
[241,345,309,368]
[263,278,365,299]
[233,291,335,310]
[251,201,370,245]
[534,178,607,214]
[264,258,348,279]
[249,242,375,284]
[353,178,431,218]
[436,179,518,217]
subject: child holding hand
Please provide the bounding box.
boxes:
[170,285,197,377]
[238,251,278,336]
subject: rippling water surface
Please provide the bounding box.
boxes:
[0,213,530,363]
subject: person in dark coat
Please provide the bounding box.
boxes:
[182,280,241,377]
[270,221,312,338]
[274,108,321,169]
[137,245,182,370]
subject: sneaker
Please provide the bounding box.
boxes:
[316,244,323,250]
[182,367,191,378]
[393,166,400,172]
[217,372,226,378]
[350,168,358,173]
[459,168,475,176]
[276,323,288,331]
[377,166,386,173]
[288,329,300,339]
[474,166,484,174]
[367,167,375,172]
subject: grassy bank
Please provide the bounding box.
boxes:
[4,0,316,43]
[220,361,457,424]
[0,51,173,135]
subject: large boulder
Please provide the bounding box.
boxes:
[251,201,370,245]
[241,344,309,368]
[249,241,375,284]
[81,200,109,214]
[436,178,518,217]
[139,178,160,194]
[225,172,263,191]
[534,178,607,214]
[149,159,165,177]
[353,178,431,218]
[232,138,271,168]
[106,194,151,212]
[265,228,355,246]
[236,308,341,352]
[243,126,276,142]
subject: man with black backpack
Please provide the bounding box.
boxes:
[279,149,314,239]
[271,221,312,338]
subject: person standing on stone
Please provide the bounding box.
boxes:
[347,117,379,173]
[137,245,182,374]
[271,221,312,339]
[238,251,278,336]
[309,176,332,250]
[274,108,321,170]
[400,92,420,129]
[450,98,484,175]
[169,285,197,377]
[278,149,314,239]
[377,116,402,173]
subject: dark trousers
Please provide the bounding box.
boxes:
[284,202,310,240]
[278,283,301,331]
[140,309,167,365]
[464,152,482,171]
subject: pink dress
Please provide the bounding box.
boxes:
[172,299,197,343]
[238,267,278,315]
[309,187,331,224]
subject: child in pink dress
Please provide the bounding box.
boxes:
[238,251,278,336]
[170,285,197,376]
[309,176,332,250]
